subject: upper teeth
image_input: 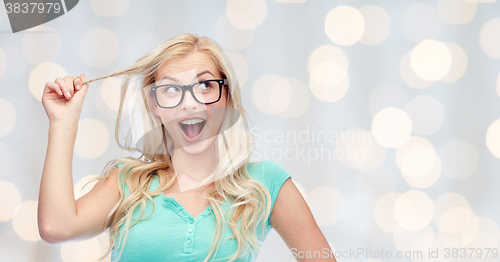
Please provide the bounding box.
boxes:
[181,119,204,125]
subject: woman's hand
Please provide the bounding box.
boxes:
[41,74,89,124]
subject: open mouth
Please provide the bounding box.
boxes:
[178,119,206,140]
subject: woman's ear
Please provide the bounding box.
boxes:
[152,103,160,118]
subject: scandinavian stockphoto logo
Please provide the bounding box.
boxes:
[3,0,78,33]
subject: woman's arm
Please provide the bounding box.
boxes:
[38,120,122,243]
[271,178,337,262]
[38,75,121,243]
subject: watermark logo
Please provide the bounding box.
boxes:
[3,0,78,33]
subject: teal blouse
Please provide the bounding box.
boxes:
[110,160,291,262]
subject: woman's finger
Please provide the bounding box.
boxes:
[73,75,82,91]
[64,75,76,98]
[80,73,88,89]
[54,77,71,100]
[45,82,64,97]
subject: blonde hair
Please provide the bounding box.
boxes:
[84,34,272,262]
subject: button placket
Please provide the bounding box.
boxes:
[184,219,196,253]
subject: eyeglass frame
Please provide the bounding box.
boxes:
[150,79,228,109]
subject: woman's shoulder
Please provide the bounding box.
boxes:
[247,160,291,186]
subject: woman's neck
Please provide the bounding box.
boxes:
[171,143,218,193]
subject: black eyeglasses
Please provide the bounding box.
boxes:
[150,79,227,108]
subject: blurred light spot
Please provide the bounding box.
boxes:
[0,141,12,178]
[394,224,434,252]
[358,5,391,45]
[308,45,350,102]
[440,139,478,180]
[405,95,444,135]
[411,39,452,81]
[269,79,292,114]
[96,77,138,120]
[396,136,441,188]
[0,98,15,138]
[375,192,401,233]
[368,84,409,116]
[126,34,163,65]
[61,238,105,262]
[335,128,382,170]
[356,167,396,204]
[403,156,441,189]
[310,62,347,86]
[439,207,474,234]
[90,0,130,17]
[463,217,500,248]
[277,78,309,118]
[480,18,500,59]
[74,175,99,200]
[464,231,500,252]
[276,0,306,2]
[12,201,40,241]
[225,51,249,86]
[399,51,434,89]
[226,0,267,30]
[437,0,476,25]
[0,47,7,78]
[372,108,412,148]
[292,180,307,202]
[497,73,500,98]
[22,25,61,65]
[402,3,441,42]
[396,137,433,168]
[394,190,433,231]
[324,5,365,46]
[433,193,471,229]
[461,215,480,246]
[74,118,110,159]
[215,15,255,51]
[100,77,129,112]
[28,62,66,101]
[309,73,349,102]
[410,231,435,255]
[412,233,450,259]
[94,231,113,262]
[440,42,468,82]
[486,118,500,158]
[308,186,345,226]
[252,74,292,115]
[401,147,438,178]
[308,45,349,74]
[0,181,21,221]
[79,28,119,68]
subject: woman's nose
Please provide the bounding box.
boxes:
[180,90,198,109]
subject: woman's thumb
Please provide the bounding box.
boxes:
[79,73,89,92]
[72,73,89,102]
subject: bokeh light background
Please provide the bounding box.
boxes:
[1,0,500,261]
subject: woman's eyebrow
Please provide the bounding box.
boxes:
[159,70,215,83]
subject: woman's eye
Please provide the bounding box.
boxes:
[199,83,209,90]
[165,86,180,93]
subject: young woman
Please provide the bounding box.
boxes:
[38,34,336,262]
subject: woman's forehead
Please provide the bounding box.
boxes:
[155,52,219,82]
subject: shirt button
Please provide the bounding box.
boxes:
[189,219,194,224]
[188,228,193,233]
[186,239,192,245]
